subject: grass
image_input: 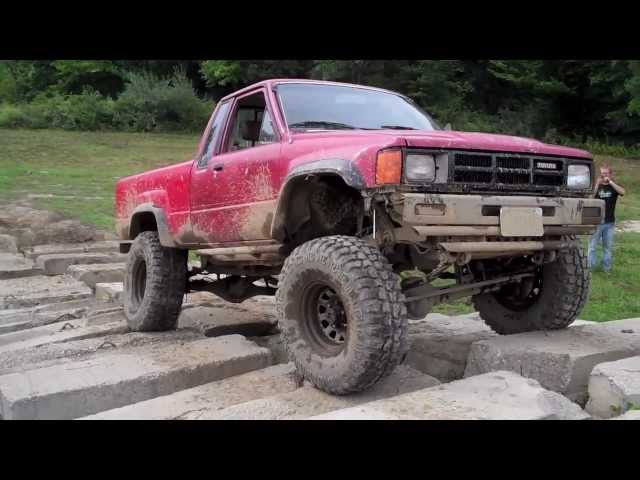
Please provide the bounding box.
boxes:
[1,128,639,321]
[580,233,640,321]
[0,129,199,230]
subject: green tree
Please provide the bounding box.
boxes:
[50,60,125,97]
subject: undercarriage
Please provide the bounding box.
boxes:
[185,188,600,320]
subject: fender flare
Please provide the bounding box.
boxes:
[128,203,177,248]
[270,158,365,241]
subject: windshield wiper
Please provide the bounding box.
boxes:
[289,121,356,130]
[379,125,417,130]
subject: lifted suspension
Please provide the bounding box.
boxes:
[402,272,535,319]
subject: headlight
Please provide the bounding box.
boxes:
[405,153,436,182]
[567,164,591,189]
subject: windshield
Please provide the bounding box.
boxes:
[277,83,439,132]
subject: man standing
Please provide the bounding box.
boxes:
[588,166,625,272]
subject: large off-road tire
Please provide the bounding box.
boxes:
[472,237,590,335]
[276,235,408,395]
[124,231,187,331]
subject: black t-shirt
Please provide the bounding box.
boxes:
[596,184,619,223]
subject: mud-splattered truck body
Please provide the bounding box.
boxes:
[115,79,604,395]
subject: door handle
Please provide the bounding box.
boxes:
[213,163,224,172]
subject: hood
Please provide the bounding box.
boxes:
[399,130,591,159]
[291,129,592,159]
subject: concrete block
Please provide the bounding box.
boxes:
[0,253,41,279]
[67,263,125,289]
[84,307,125,326]
[586,356,640,419]
[0,329,202,377]
[465,318,640,405]
[0,318,127,352]
[310,406,401,420]
[0,335,271,419]
[572,319,597,326]
[0,299,98,334]
[95,283,123,303]
[178,305,276,337]
[81,364,298,420]
[36,253,126,276]
[310,371,589,420]
[207,365,440,420]
[0,235,18,254]
[0,321,32,335]
[249,333,288,365]
[407,314,497,382]
[0,275,92,310]
[612,410,640,420]
[23,241,120,260]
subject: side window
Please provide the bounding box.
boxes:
[224,90,277,152]
[197,100,231,168]
[258,110,276,145]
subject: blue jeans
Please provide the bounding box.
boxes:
[588,222,615,272]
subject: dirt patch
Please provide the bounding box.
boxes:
[0,200,114,249]
[617,220,640,233]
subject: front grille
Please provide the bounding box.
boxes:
[455,154,492,168]
[454,170,492,183]
[451,152,568,193]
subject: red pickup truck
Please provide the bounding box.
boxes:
[115,79,604,394]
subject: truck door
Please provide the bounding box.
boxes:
[190,88,283,244]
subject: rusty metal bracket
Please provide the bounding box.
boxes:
[403,272,535,304]
[189,275,277,303]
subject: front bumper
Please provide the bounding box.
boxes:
[397,193,603,236]
[388,193,604,256]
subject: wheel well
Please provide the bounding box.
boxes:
[129,211,158,239]
[273,174,364,248]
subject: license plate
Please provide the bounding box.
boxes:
[500,207,543,237]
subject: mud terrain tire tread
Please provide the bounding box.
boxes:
[124,231,187,332]
[472,236,590,334]
[276,235,408,395]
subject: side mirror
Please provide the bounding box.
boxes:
[444,123,452,131]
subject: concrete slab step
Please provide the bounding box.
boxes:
[81,364,298,420]
[612,410,640,420]
[464,318,640,405]
[178,304,277,338]
[36,253,127,276]
[0,328,202,376]
[0,335,271,419]
[206,365,440,420]
[84,307,125,326]
[95,283,123,303]
[249,333,288,365]
[0,318,127,352]
[0,320,35,335]
[0,275,93,310]
[310,371,589,420]
[67,263,125,289]
[23,241,120,260]
[407,313,497,382]
[0,253,42,279]
[0,298,98,327]
[0,307,92,334]
[586,355,640,419]
[0,235,18,254]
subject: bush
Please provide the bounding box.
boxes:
[113,69,211,132]
[0,103,28,127]
[0,69,210,133]
[31,90,115,130]
[0,91,114,130]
